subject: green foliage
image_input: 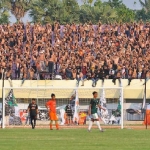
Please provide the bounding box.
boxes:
[79,2,117,24]
[94,0,103,7]
[61,0,80,24]
[104,0,135,23]
[136,0,150,21]
[135,8,150,22]
[115,4,135,22]
[0,0,32,22]
[29,0,120,24]
[0,10,9,24]
[29,0,80,24]
[0,1,10,24]
[139,0,150,13]
[100,4,117,23]
[10,0,32,21]
[107,0,123,8]
[1,0,150,24]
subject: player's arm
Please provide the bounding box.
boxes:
[88,104,91,115]
[36,104,38,114]
[98,104,105,111]
[45,103,48,109]
[27,104,30,113]
[45,102,50,111]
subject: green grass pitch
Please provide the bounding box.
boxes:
[0,128,150,150]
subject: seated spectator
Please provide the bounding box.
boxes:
[0,21,149,86]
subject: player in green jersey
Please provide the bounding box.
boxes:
[88,91,105,132]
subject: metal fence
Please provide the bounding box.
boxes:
[16,98,145,121]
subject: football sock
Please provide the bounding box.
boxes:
[50,121,53,129]
[96,121,102,130]
[50,124,52,129]
[56,124,59,129]
[88,121,93,130]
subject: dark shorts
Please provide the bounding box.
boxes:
[30,115,37,120]
[66,113,73,118]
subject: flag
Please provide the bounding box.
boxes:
[99,88,110,124]
[100,88,106,107]
[114,88,122,125]
[73,89,79,123]
[117,89,122,113]
[5,90,17,107]
[142,89,146,110]
[5,89,22,125]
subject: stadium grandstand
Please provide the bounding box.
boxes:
[0,22,150,84]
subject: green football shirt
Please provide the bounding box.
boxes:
[90,98,99,114]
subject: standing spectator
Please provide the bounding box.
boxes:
[48,56,54,74]
[99,68,105,85]
[25,109,31,126]
[91,70,96,87]
[92,69,100,87]
[109,68,115,79]
[65,104,73,126]
[39,50,46,71]
[0,21,150,84]
[65,65,72,79]
[15,61,20,79]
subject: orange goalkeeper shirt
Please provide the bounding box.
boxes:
[46,100,56,113]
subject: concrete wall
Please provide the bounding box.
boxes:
[0,79,150,99]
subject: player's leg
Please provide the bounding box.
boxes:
[88,117,94,131]
[33,116,36,128]
[94,113,103,132]
[95,119,102,131]
[30,116,34,129]
[50,120,53,130]
[55,120,59,130]
[68,116,70,125]
[54,113,59,129]
[28,117,30,125]
[49,112,53,130]
[66,115,69,125]
[71,115,73,125]
[69,116,72,125]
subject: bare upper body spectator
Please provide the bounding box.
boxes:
[0,21,149,86]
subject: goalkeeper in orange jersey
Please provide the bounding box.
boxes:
[45,93,59,130]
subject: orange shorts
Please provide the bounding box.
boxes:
[49,112,58,121]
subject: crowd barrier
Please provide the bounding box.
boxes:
[0,79,149,99]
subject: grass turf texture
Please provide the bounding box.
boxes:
[0,128,150,150]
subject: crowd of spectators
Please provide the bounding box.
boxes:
[0,21,150,86]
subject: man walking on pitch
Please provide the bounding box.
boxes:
[46,93,59,130]
[88,91,105,132]
[28,99,38,129]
